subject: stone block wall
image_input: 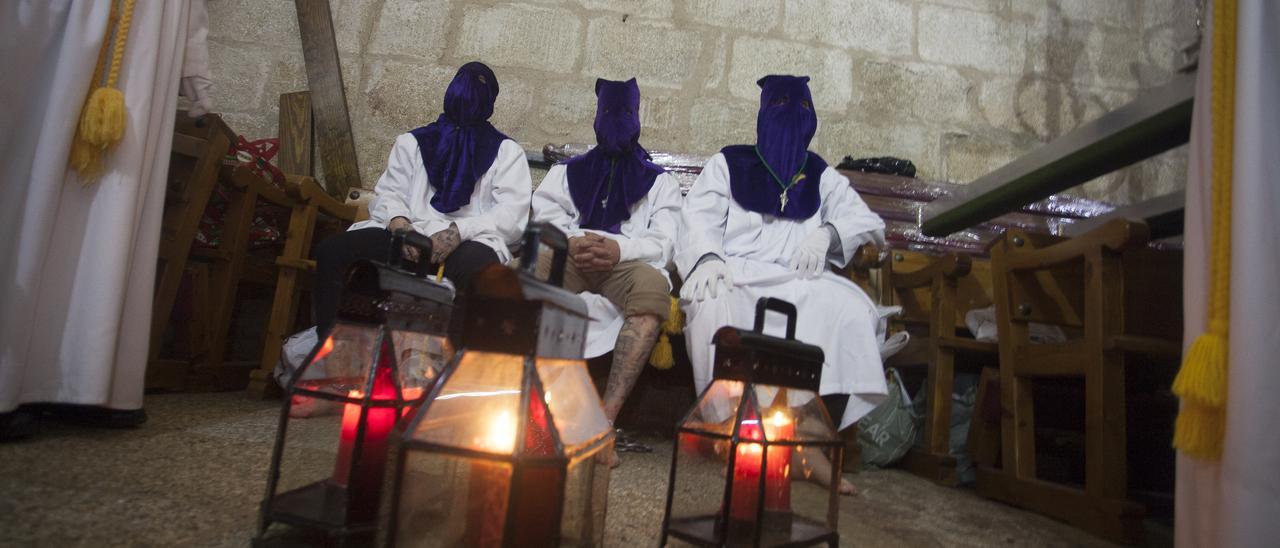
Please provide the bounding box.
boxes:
[206,0,1200,205]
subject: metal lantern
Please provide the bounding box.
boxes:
[257,232,454,544]
[383,224,614,548]
[661,298,843,547]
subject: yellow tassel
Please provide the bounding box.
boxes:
[1172,333,1229,408]
[648,333,675,370]
[1172,0,1237,462]
[1174,402,1225,461]
[662,296,684,335]
[69,135,103,179]
[78,87,127,148]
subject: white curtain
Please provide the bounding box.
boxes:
[1175,1,1280,545]
[0,0,199,412]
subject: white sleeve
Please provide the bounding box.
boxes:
[530,164,586,238]
[616,172,681,266]
[675,154,731,278]
[453,140,532,246]
[364,134,419,229]
[818,167,885,267]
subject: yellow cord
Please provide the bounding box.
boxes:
[71,0,135,180]
[1173,0,1236,461]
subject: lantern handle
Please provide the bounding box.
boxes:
[753,298,797,340]
[389,228,435,278]
[519,223,569,287]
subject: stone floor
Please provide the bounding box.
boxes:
[0,393,1139,547]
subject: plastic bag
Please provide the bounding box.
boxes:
[911,372,980,484]
[856,368,919,468]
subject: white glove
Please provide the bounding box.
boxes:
[789,226,832,278]
[680,258,734,302]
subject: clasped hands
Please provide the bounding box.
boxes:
[569,232,621,272]
[388,217,461,265]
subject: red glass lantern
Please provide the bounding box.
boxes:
[382,224,614,547]
[257,232,453,544]
[661,298,843,547]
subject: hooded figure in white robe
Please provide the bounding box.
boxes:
[675,75,889,430]
[531,79,681,465]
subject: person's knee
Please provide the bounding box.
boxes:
[621,265,671,321]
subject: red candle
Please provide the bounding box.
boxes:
[465,393,563,547]
[330,367,420,521]
[729,410,794,523]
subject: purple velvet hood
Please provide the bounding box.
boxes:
[722,75,826,220]
[563,78,664,233]
[410,62,511,213]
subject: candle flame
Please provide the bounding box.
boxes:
[769,410,791,427]
[482,410,517,454]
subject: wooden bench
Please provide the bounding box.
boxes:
[977,219,1182,544]
[246,92,359,398]
[885,250,996,485]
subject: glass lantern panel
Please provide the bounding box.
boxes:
[408,351,525,454]
[274,404,345,510]
[559,443,611,548]
[391,451,513,548]
[535,358,611,456]
[752,386,839,443]
[778,444,842,545]
[678,379,746,438]
[389,329,452,400]
[290,322,382,398]
[666,430,731,545]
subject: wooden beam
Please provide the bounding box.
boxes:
[922,74,1195,237]
[294,0,360,197]
[277,91,314,176]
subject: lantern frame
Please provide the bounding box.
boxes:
[382,223,615,547]
[256,231,453,544]
[660,298,843,548]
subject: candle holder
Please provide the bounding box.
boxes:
[661,298,843,547]
[383,224,614,548]
[256,231,453,545]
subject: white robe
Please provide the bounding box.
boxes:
[0,0,204,412]
[531,165,682,357]
[1175,1,1280,545]
[349,134,531,264]
[676,153,888,426]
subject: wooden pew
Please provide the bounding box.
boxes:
[147,113,234,390]
[246,92,359,398]
[977,219,1182,544]
[885,250,996,485]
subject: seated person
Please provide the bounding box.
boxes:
[531,78,681,465]
[296,62,530,417]
[312,61,531,339]
[675,75,888,493]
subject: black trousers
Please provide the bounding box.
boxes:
[312,227,499,336]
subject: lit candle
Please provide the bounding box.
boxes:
[330,366,420,521]
[729,410,794,524]
[465,396,563,547]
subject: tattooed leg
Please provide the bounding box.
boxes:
[602,313,660,468]
[603,314,661,421]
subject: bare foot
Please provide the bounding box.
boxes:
[609,448,621,469]
[796,446,858,496]
[288,395,342,418]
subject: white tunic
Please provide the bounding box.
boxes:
[531,165,682,357]
[1176,1,1280,544]
[349,134,531,264]
[676,153,889,425]
[0,0,203,412]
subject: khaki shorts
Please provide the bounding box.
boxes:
[538,254,670,320]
